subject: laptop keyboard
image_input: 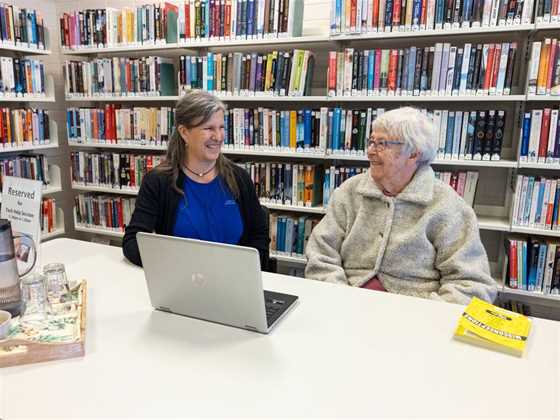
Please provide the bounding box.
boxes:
[264,290,298,328]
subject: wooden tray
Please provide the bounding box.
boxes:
[0,280,87,368]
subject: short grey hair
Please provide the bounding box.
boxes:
[371,107,437,166]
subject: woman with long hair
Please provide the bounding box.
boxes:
[123,90,269,269]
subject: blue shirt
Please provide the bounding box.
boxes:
[172,175,243,245]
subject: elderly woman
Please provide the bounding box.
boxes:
[305,107,497,304]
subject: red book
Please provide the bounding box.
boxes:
[420,0,428,27]
[539,108,552,159]
[489,43,501,91]
[374,49,382,90]
[0,109,5,144]
[482,44,496,91]
[350,0,357,30]
[47,199,54,232]
[509,241,518,288]
[129,156,135,188]
[127,61,133,94]
[92,109,98,139]
[225,0,231,37]
[546,181,555,227]
[185,3,190,39]
[117,199,124,229]
[388,49,398,92]
[372,0,380,30]
[450,172,459,191]
[392,0,401,28]
[327,51,337,94]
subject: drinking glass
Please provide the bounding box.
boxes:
[20,272,49,327]
[43,263,70,306]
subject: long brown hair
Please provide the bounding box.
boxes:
[156,90,240,198]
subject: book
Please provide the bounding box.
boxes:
[454,296,532,357]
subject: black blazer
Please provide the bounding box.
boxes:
[122,165,270,269]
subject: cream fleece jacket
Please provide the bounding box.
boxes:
[305,165,498,304]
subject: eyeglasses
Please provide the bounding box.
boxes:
[367,139,405,151]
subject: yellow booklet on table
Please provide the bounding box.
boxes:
[454,297,532,357]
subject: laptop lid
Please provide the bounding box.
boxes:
[137,232,271,333]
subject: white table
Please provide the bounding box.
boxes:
[1,238,559,418]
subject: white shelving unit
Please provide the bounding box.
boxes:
[0,39,64,239]
[518,161,560,170]
[330,24,534,41]
[62,35,333,55]
[72,183,139,196]
[260,202,327,215]
[510,225,560,238]
[0,75,56,103]
[74,222,125,238]
[69,140,167,151]
[329,95,527,102]
[270,252,306,265]
[526,95,560,102]
[0,42,51,55]
[58,3,560,315]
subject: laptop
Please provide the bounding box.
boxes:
[136,232,298,334]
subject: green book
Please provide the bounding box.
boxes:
[164,2,178,43]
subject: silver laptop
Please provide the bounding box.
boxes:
[137,232,298,334]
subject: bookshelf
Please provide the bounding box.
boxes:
[0,11,63,241]
[58,0,560,316]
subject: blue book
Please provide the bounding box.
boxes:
[323,170,330,206]
[190,58,197,88]
[207,53,214,91]
[285,217,294,253]
[385,0,394,28]
[284,164,292,203]
[435,0,445,26]
[98,110,105,139]
[243,110,250,145]
[407,48,416,92]
[204,0,210,38]
[553,183,560,228]
[247,0,255,37]
[528,241,539,291]
[462,0,473,24]
[445,112,455,155]
[66,110,73,139]
[520,112,531,159]
[224,111,230,144]
[304,109,312,148]
[296,216,306,255]
[523,177,535,225]
[335,0,342,32]
[367,51,375,92]
[281,111,289,147]
[332,108,341,151]
[277,216,286,252]
[412,0,422,27]
[554,116,560,160]
[30,12,38,45]
[31,61,38,95]
[521,241,528,290]
[535,180,546,226]
[296,111,304,148]
[328,110,334,150]
[536,242,548,292]
[38,111,45,141]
